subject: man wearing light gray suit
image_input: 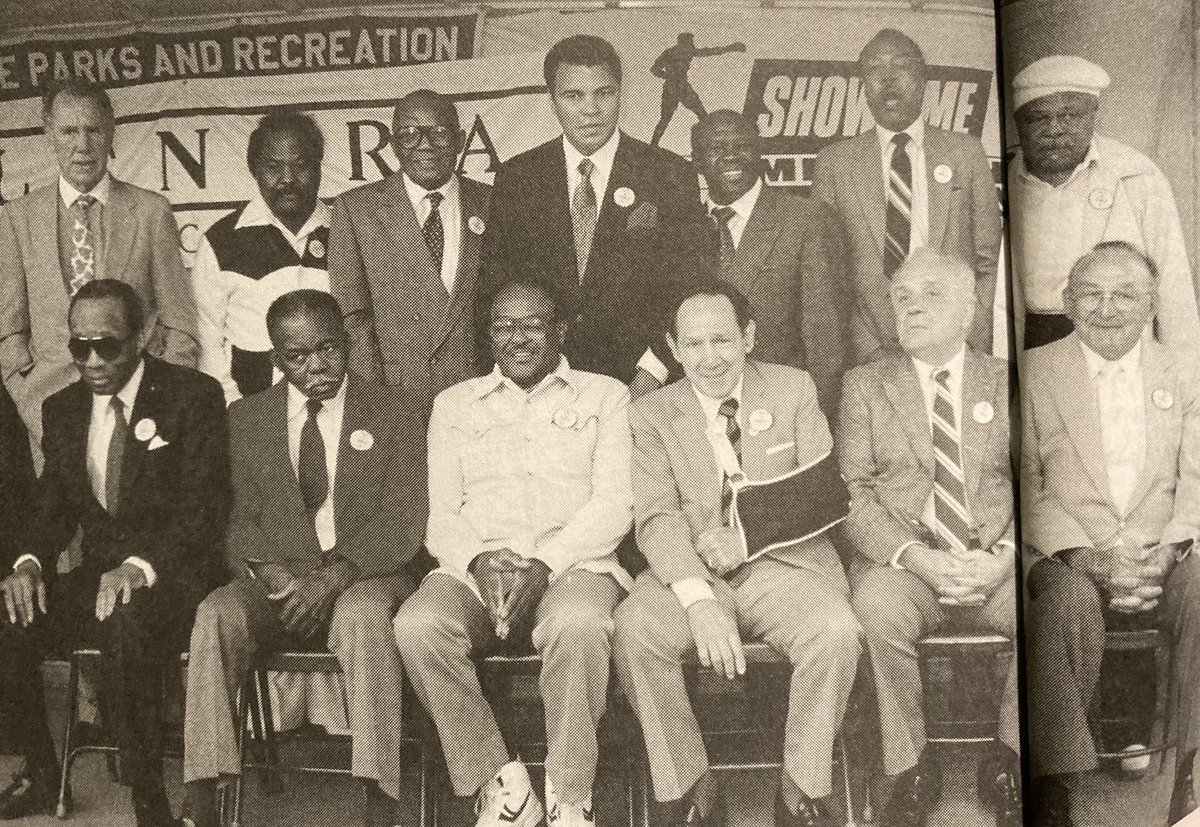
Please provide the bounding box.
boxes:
[0,79,198,466]
[838,249,1018,827]
[812,29,1000,365]
[614,281,861,827]
[1022,241,1200,826]
[329,89,490,419]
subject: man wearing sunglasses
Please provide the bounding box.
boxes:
[0,279,228,825]
[395,278,632,827]
[330,89,491,421]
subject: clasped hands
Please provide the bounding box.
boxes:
[1066,540,1187,614]
[900,543,1014,608]
[1,559,149,627]
[472,549,551,640]
[253,560,356,639]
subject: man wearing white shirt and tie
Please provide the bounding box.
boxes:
[1022,241,1200,825]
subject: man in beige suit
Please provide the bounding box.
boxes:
[329,89,490,420]
[1022,241,1200,826]
[614,281,861,827]
[838,249,1017,827]
[0,79,197,465]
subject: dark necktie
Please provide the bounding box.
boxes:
[299,399,328,516]
[423,191,445,273]
[105,396,127,513]
[931,369,972,554]
[712,205,737,277]
[571,158,598,283]
[70,194,97,295]
[884,133,913,277]
[718,397,742,524]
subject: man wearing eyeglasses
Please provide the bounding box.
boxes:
[395,278,632,827]
[330,89,490,420]
[1010,55,1200,351]
[0,279,227,825]
[181,289,426,827]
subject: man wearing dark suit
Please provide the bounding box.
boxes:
[691,110,847,419]
[330,89,490,419]
[0,80,198,467]
[1022,241,1200,826]
[614,282,861,827]
[813,29,1000,365]
[0,280,227,826]
[0,381,34,571]
[181,290,425,827]
[838,249,1018,827]
[481,35,708,391]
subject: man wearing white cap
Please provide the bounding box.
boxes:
[1010,55,1200,350]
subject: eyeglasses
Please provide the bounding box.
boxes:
[393,125,457,150]
[489,318,552,340]
[276,341,342,368]
[68,336,127,362]
[1069,288,1146,311]
[1020,109,1093,131]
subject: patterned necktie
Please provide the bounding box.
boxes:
[718,397,742,524]
[423,191,445,274]
[298,399,328,516]
[884,133,913,277]
[70,194,97,295]
[931,369,972,554]
[571,158,598,284]
[712,205,737,277]
[105,396,127,513]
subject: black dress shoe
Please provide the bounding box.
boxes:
[991,764,1022,827]
[1170,766,1198,825]
[1029,776,1071,827]
[133,783,175,827]
[882,763,936,827]
[774,788,833,827]
[0,764,58,820]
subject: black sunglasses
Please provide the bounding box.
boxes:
[68,336,127,362]
[393,125,457,149]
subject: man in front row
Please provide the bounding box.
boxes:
[181,290,426,827]
[395,279,633,827]
[615,282,862,827]
[1022,241,1200,826]
[0,280,228,826]
[837,249,1018,827]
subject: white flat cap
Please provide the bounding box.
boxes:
[1012,55,1110,110]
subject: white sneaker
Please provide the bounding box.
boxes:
[475,761,544,827]
[545,775,595,827]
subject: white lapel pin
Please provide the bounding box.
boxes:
[933,164,953,184]
[134,418,156,441]
[614,186,636,208]
[350,429,374,450]
[1089,189,1114,210]
[1153,388,1174,410]
[748,408,773,435]
[468,215,486,235]
[307,238,326,259]
[553,407,579,429]
[973,401,994,424]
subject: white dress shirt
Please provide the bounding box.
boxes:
[60,172,112,209]
[706,178,763,250]
[672,375,745,609]
[286,378,346,552]
[14,358,156,585]
[1081,339,1145,514]
[403,173,462,295]
[877,119,930,252]
[563,130,620,220]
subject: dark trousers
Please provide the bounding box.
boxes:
[0,568,198,795]
[1025,555,1200,778]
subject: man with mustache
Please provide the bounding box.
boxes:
[813,29,1001,365]
[1009,56,1200,350]
[192,111,332,406]
[395,278,632,827]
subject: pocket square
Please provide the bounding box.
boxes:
[626,201,659,231]
[148,435,169,451]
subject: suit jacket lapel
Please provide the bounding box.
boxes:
[543,141,579,292]
[731,187,784,294]
[333,379,376,540]
[670,387,721,513]
[1126,342,1169,514]
[439,178,485,348]
[1050,337,1114,504]
[924,130,952,249]
[959,350,991,505]
[740,362,769,477]
[585,133,632,287]
[62,382,94,507]
[115,357,158,512]
[883,359,934,474]
[100,180,136,283]
[28,187,70,321]
[850,133,888,256]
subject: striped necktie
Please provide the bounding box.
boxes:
[931,368,972,554]
[885,133,913,277]
[718,397,742,524]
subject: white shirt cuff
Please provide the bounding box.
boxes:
[891,541,923,570]
[636,349,670,384]
[123,556,158,587]
[671,577,715,609]
[13,554,39,572]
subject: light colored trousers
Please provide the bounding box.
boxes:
[851,566,1019,777]
[613,559,862,802]
[182,575,414,800]
[394,569,623,804]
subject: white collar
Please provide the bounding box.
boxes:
[402,173,459,209]
[236,194,330,239]
[911,344,967,383]
[287,375,348,422]
[475,355,575,401]
[1080,338,1142,379]
[564,130,620,177]
[60,173,111,207]
[691,373,745,422]
[707,178,762,221]
[93,357,145,413]
[876,118,925,152]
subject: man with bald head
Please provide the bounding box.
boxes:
[690,109,847,419]
[838,249,1017,827]
[1022,241,1200,824]
[330,88,490,419]
[1010,56,1200,351]
[813,29,1001,365]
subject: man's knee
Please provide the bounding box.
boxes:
[192,582,253,640]
[331,580,403,636]
[851,567,922,642]
[393,598,461,665]
[533,602,614,654]
[613,591,688,663]
[1029,558,1103,622]
[797,605,863,667]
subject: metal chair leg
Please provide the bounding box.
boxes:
[55,657,80,819]
[836,732,858,827]
[253,669,283,794]
[231,679,252,827]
